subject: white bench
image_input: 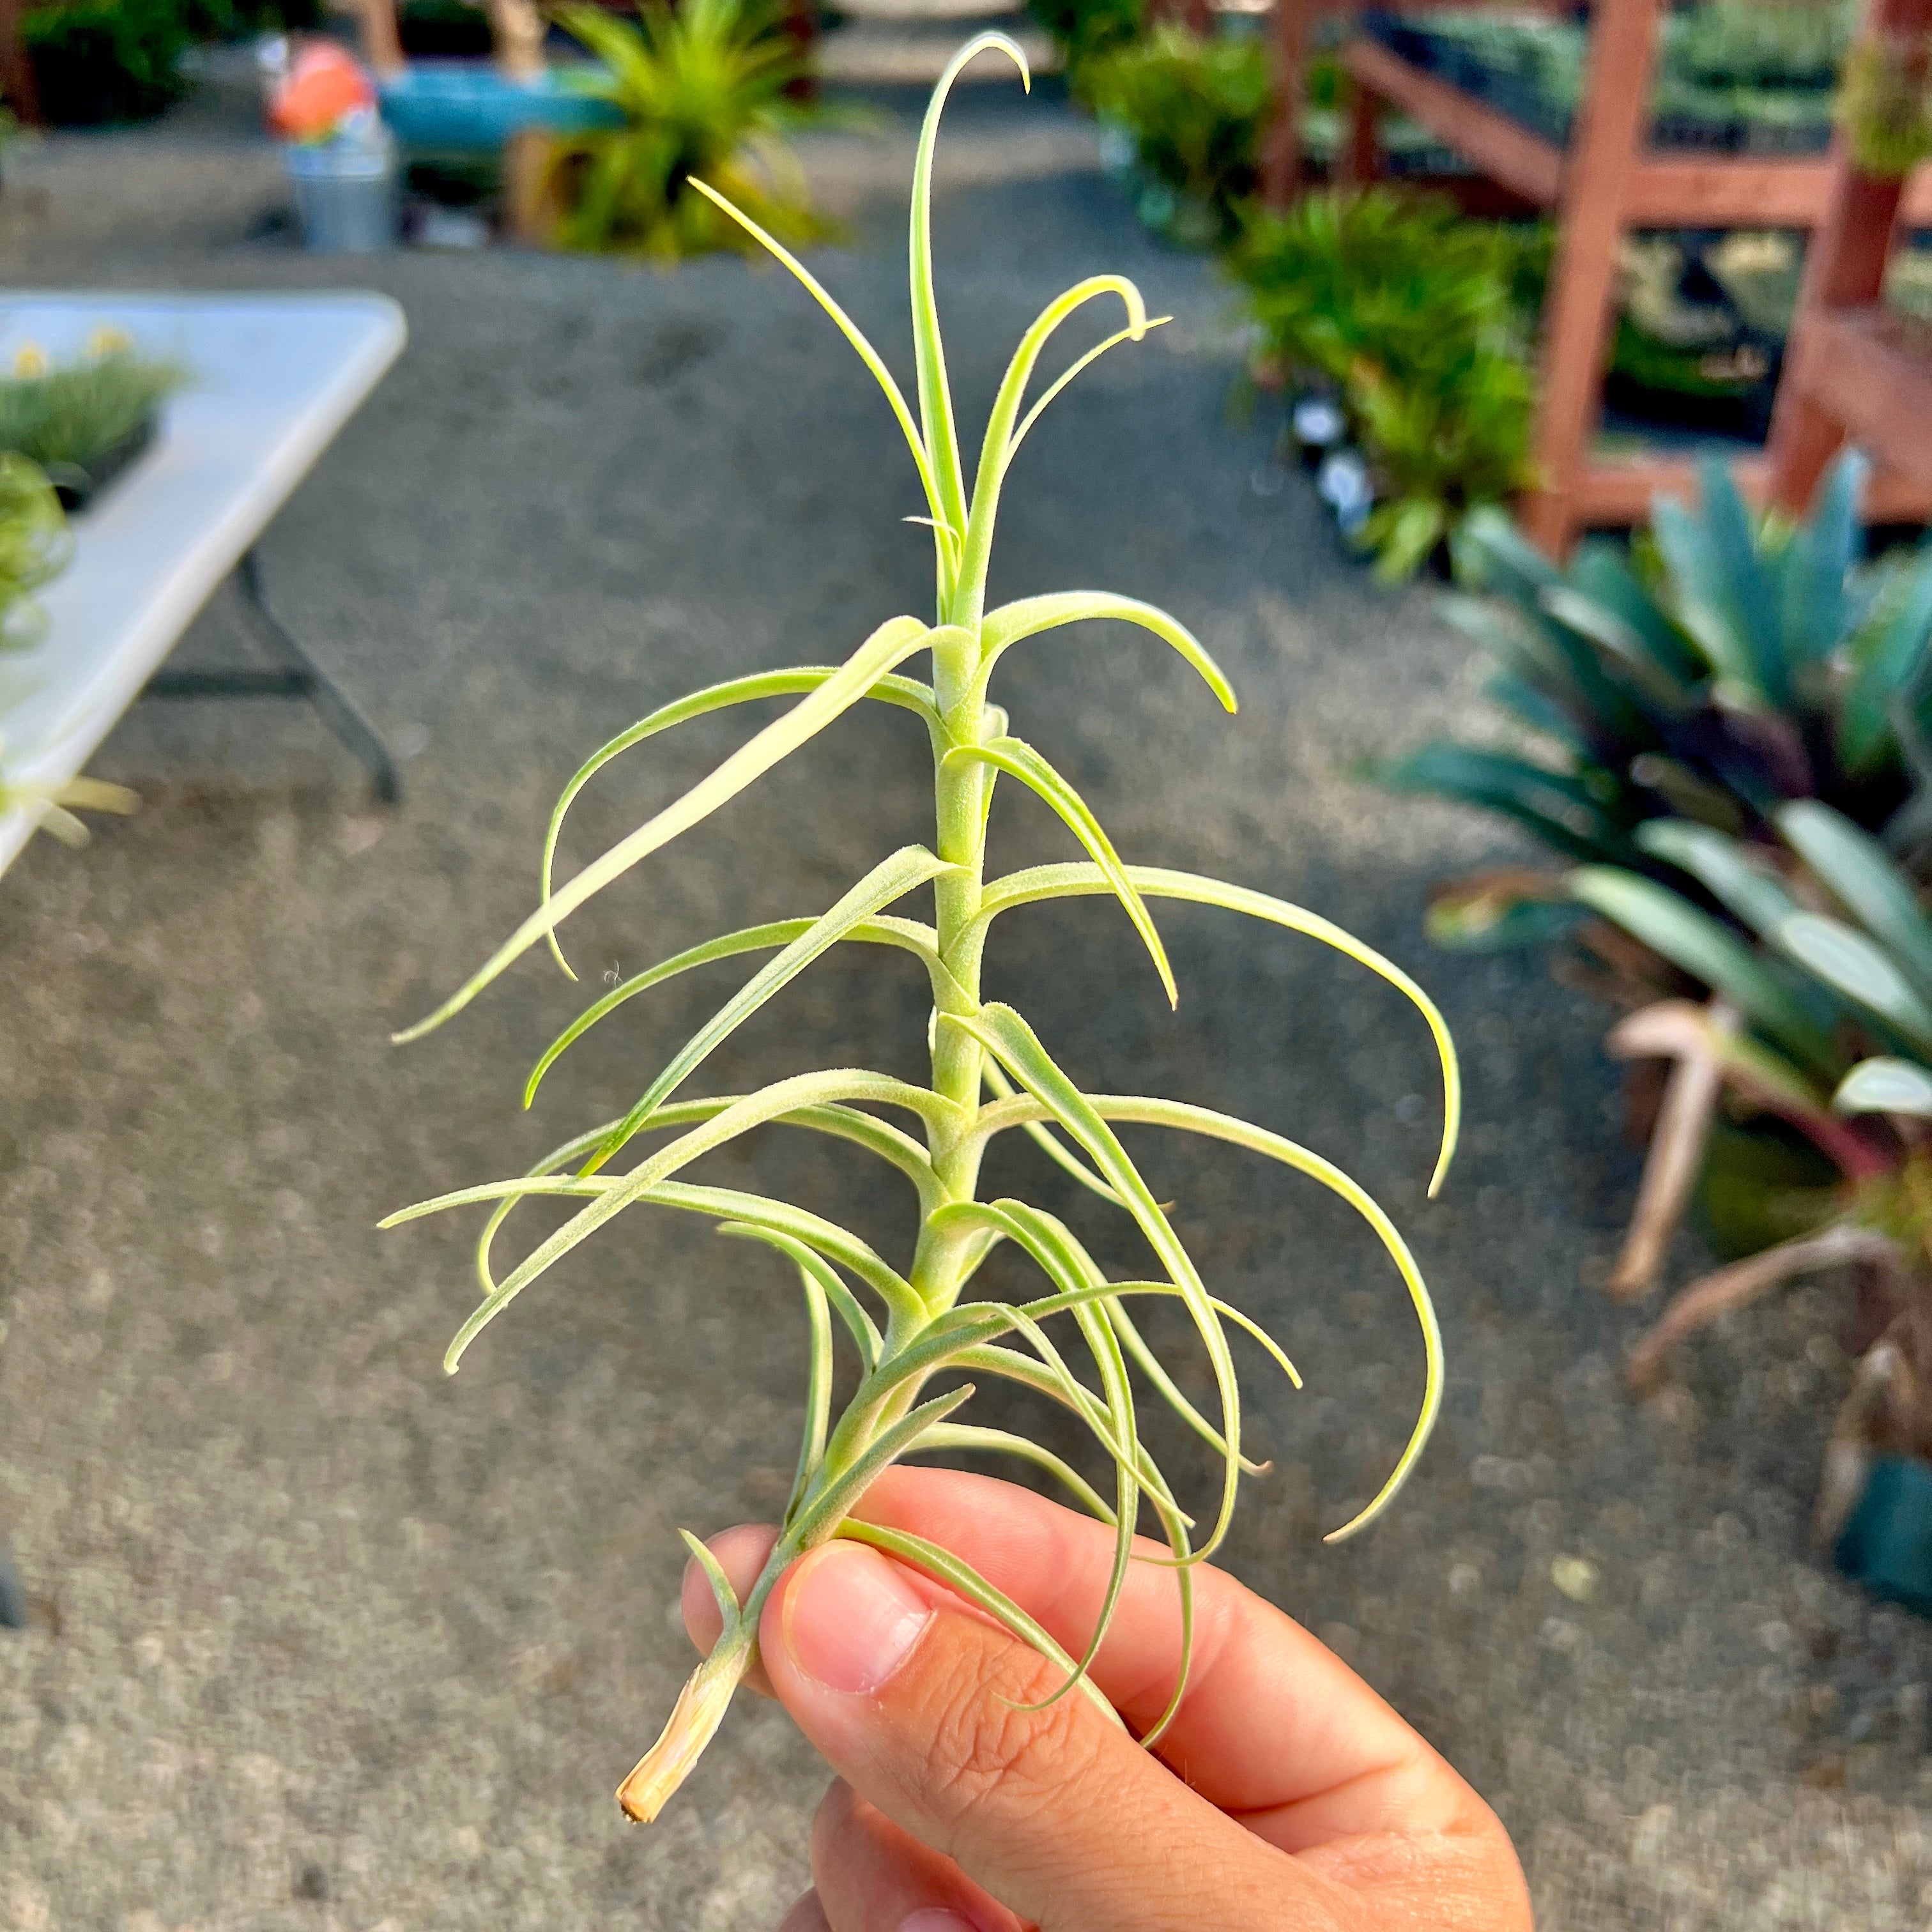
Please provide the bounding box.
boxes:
[0,292,408,878]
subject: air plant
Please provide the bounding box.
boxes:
[386,35,1458,1825]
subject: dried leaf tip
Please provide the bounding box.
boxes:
[615,1644,751,1822]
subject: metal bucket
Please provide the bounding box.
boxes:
[284,134,399,254]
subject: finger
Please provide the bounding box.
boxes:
[775,1889,831,1932]
[760,1536,1318,1932]
[681,1523,780,1696]
[848,1466,1484,1848]
[809,1777,1030,1932]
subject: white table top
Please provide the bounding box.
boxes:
[0,291,408,877]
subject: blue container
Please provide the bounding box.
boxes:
[377,61,623,153]
[1836,1454,1932,1614]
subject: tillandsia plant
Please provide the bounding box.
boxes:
[386,34,1459,1825]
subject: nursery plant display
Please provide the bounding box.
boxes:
[548,0,823,261]
[0,448,69,647]
[1563,801,1932,1581]
[1083,26,1271,248]
[0,331,184,509]
[0,450,136,844]
[1383,453,1932,951]
[1027,0,1141,94]
[20,0,190,126]
[1227,188,1537,579]
[1363,1,1853,154]
[388,34,1459,1824]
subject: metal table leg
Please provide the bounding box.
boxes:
[144,548,401,804]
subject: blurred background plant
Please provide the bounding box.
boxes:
[547,0,826,261]
[1227,188,1539,578]
[0,332,185,507]
[0,448,72,648]
[1379,452,1932,1591]
[0,448,134,845]
[1082,24,1269,248]
[1025,0,1142,96]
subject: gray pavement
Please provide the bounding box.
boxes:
[1,75,1930,1931]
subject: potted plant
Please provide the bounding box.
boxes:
[387,33,1460,1821]
[0,450,137,843]
[0,331,184,510]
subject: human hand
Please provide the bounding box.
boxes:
[680,1466,1531,1931]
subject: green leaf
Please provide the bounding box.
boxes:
[1634,820,1798,936]
[446,1070,953,1370]
[1774,910,1932,1053]
[982,1054,1124,1207]
[1075,1094,1439,1544]
[535,666,940,978]
[1374,742,1634,864]
[955,273,1148,622]
[394,615,944,1043]
[945,738,1176,1006]
[1785,448,1866,663]
[974,862,1462,1198]
[1834,1055,1932,1116]
[1839,544,1932,775]
[1539,584,1694,710]
[1652,491,1765,700]
[525,915,940,1107]
[583,845,960,1171]
[1568,866,1837,1073]
[912,1423,1118,1522]
[686,180,946,535]
[954,1004,1244,1560]
[978,591,1236,713]
[678,1529,744,1639]
[785,1259,835,1516]
[1777,799,1932,997]
[908,35,1028,557]
[793,1386,978,1540]
[1565,539,1704,686]
[716,1222,882,1370]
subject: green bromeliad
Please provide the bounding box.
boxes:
[387,35,1459,1823]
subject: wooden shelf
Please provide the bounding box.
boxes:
[1782,307,1932,492]
[1344,38,1932,230]
[1344,39,1563,205]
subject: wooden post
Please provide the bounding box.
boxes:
[0,0,41,125]
[1261,0,1312,208]
[1766,0,1932,514]
[1339,70,1381,187]
[1517,0,1667,559]
[503,128,558,245]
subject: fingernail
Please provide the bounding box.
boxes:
[900,1913,979,1932]
[779,1542,931,1694]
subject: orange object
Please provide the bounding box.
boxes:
[267,41,376,144]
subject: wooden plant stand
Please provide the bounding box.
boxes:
[1268,0,1932,555]
[1767,0,1932,513]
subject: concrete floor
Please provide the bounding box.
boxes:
[2,76,1931,1931]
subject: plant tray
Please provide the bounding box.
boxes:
[40,412,155,512]
[1359,12,1833,159]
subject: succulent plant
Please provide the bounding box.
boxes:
[1383,454,1932,948]
[1565,799,1932,1539]
[388,36,1459,1823]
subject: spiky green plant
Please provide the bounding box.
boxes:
[549,0,822,263]
[386,34,1458,1823]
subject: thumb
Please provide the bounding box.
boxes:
[758,1539,1348,1932]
